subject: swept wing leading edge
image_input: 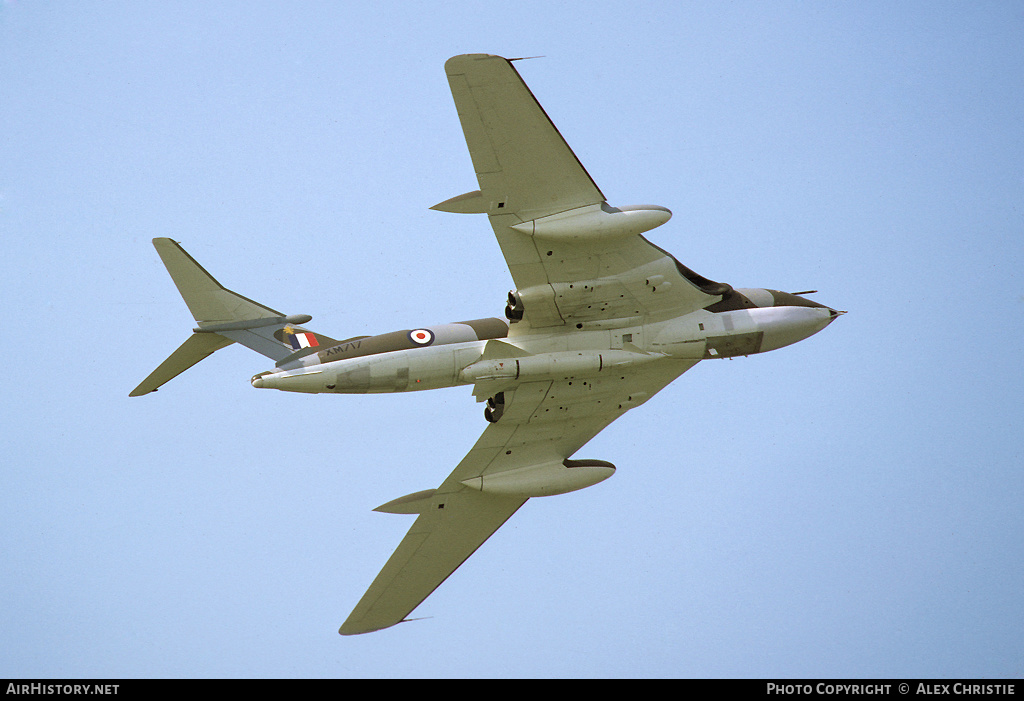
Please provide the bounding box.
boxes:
[443,54,605,223]
[442,54,726,331]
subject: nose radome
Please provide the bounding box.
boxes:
[757,306,835,353]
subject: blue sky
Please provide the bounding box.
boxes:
[2,1,1022,678]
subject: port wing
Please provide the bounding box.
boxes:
[438,54,730,332]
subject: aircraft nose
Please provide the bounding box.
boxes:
[757,305,836,352]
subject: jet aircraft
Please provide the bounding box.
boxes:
[132,54,842,635]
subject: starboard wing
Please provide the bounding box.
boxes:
[339,358,698,635]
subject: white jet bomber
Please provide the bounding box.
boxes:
[132,54,843,635]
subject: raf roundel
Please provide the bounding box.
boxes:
[408,329,434,346]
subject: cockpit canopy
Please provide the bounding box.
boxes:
[704,288,829,313]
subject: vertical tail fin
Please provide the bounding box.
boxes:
[130,239,335,396]
[153,238,284,323]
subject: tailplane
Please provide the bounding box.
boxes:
[130,238,335,396]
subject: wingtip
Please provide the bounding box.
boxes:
[337,620,393,636]
[338,616,429,636]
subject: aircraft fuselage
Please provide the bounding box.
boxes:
[251,287,839,396]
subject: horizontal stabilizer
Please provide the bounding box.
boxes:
[129,332,233,396]
[133,238,338,395]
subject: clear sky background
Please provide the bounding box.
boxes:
[2,1,1022,679]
